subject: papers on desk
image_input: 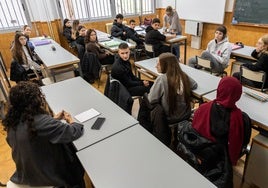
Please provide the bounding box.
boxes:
[98,37,112,42]
[232,44,243,50]
[75,108,100,123]
[103,41,121,47]
[244,90,268,102]
[33,40,52,46]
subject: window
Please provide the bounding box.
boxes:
[57,0,155,21]
[0,0,30,31]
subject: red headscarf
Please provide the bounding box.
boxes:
[192,77,244,165]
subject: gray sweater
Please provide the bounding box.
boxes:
[7,114,84,187]
[148,74,197,120]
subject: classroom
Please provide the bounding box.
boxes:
[0,0,268,187]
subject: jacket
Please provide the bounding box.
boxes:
[126,27,144,45]
[10,60,29,83]
[81,52,101,81]
[105,75,133,114]
[7,114,84,187]
[111,21,128,40]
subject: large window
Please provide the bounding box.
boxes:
[57,0,155,21]
[0,0,30,31]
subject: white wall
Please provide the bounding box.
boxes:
[156,0,175,8]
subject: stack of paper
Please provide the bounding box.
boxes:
[103,41,121,47]
[75,108,100,123]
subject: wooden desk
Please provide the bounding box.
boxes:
[31,37,79,82]
[135,58,221,99]
[41,77,138,151]
[136,29,188,64]
[202,87,268,132]
[77,125,216,188]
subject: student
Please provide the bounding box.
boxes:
[145,52,197,145]
[22,25,35,52]
[145,18,176,57]
[192,76,251,166]
[163,6,182,58]
[10,32,42,82]
[188,25,231,74]
[62,18,76,47]
[76,25,87,47]
[3,81,85,187]
[111,42,152,96]
[85,29,114,65]
[111,14,128,41]
[126,19,144,48]
[233,34,268,89]
[71,19,80,40]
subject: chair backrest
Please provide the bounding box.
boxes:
[105,23,113,34]
[240,66,266,91]
[196,56,212,70]
[127,38,137,46]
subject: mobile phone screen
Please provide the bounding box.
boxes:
[91,117,105,130]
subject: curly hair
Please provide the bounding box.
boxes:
[3,81,48,137]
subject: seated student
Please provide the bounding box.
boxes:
[145,18,176,57]
[10,32,42,82]
[111,42,152,96]
[233,34,268,89]
[126,19,144,48]
[62,18,76,47]
[3,81,85,187]
[85,29,114,65]
[71,19,80,41]
[76,25,87,47]
[188,25,231,74]
[22,25,35,52]
[190,77,251,187]
[111,13,128,41]
[141,52,197,146]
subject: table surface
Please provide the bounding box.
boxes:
[135,58,221,98]
[202,87,268,131]
[41,77,138,151]
[31,37,79,69]
[231,45,255,61]
[77,125,216,188]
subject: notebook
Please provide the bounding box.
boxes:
[232,44,242,50]
[98,37,111,42]
[244,90,268,102]
[103,41,121,47]
[75,108,100,123]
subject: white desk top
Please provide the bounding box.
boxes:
[231,45,255,60]
[135,58,221,98]
[202,87,268,131]
[31,38,79,69]
[41,77,138,150]
[77,125,216,188]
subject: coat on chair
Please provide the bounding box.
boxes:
[81,52,101,82]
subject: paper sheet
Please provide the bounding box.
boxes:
[75,108,100,123]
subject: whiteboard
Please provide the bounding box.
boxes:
[176,0,227,24]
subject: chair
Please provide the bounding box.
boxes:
[127,38,143,61]
[143,42,155,58]
[81,52,101,84]
[240,66,267,92]
[195,56,212,74]
[105,23,113,35]
[76,44,85,76]
[98,64,112,88]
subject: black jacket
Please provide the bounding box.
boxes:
[126,27,144,45]
[81,52,101,81]
[111,57,143,89]
[10,60,29,83]
[111,21,128,40]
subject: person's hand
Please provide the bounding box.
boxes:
[143,80,150,87]
[123,31,126,35]
[63,111,74,124]
[54,110,64,120]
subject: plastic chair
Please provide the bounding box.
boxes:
[105,23,113,35]
[196,56,227,77]
[240,66,267,92]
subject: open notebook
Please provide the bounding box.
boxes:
[244,90,268,102]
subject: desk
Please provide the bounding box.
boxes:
[77,125,216,188]
[136,29,187,64]
[41,77,138,151]
[202,87,268,132]
[31,37,79,82]
[96,30,135,53]
[135,58,221,99]
[231,45,255,61]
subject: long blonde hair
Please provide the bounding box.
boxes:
[260,34,268,54]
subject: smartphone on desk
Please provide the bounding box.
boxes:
[91,117,106,130]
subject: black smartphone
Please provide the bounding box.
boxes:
[91,117,105,130]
